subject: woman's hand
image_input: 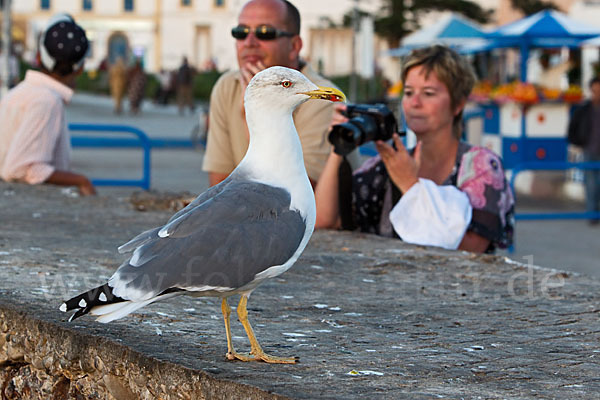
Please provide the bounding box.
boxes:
[329,103,348,131]
[375,133,421,193]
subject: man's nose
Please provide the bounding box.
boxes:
[243,32,260,46]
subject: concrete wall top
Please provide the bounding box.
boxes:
[1,182,599,398]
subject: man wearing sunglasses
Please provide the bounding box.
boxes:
[202,0,337,188]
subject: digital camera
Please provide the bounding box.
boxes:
[328,103,401,156]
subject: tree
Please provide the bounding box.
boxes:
[509,0,558,16]
[371,0,493,47]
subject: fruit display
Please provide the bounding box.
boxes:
[511,82,539,104]
[490,82,517,104]
[540,87,561,100]
[469,81,583,105]
[562,84,583,103]
[470,80,494,102]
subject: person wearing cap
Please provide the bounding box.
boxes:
[202,0,336,188]
[0,14,96,196]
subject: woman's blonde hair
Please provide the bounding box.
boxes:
[401,45,476,138]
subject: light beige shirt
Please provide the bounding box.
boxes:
[202,64,335,181]
[0,70,73,184]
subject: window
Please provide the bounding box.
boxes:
[40,0,50,10]
[83,0,92,11]
[124,0,134,12]
[215,0,224,7]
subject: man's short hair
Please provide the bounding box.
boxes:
[589,76,600,88]
[282,0,300,35]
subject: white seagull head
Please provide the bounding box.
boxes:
[244,66,346,113]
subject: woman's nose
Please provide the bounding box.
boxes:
[407,93,422,108]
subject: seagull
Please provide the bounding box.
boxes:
[60,66,346,364]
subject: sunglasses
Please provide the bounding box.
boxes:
[231,25,295,41]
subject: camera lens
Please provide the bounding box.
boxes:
[328,116,379,156]
[328,123,362,156]
[352,115,380,144]
[328,103,398,156]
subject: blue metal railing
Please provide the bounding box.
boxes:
[507,161,600,253]
[510,161,600,221]
[147,138,195,148]
[69,123,151,190]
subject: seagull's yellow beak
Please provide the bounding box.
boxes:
[300,86,346,103]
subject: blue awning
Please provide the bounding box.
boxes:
[488,10,600,41]
[485,10,600,80]
[388,13,488,57]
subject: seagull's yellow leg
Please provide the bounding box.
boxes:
[221,297,253,361]
[236,294,298,364]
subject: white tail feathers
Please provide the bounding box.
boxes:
[91,293,179,323]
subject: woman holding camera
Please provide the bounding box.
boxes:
[314,45,514,253]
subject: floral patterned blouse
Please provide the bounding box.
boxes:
[351,142,514,253]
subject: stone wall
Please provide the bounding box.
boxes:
[0,307,284,399]
[1,182,599,399]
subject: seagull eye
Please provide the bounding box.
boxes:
[281,80,292,88]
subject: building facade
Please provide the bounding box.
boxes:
[3,0,390,79]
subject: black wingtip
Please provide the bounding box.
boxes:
[68,307,91,322]
[60,283,125,321]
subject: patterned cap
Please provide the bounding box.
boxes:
[39,13,88,73]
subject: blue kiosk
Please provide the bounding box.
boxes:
[475,10,600,169]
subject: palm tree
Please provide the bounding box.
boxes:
[373,0,493,47]
[509,0,558,16]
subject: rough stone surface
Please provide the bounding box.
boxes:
[1,182,599,399]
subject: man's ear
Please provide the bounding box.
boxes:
[290,35,302,61]
[35,51,51,74]
[75,63,85,76]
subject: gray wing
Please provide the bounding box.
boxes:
[117,178,229,254]
[109,180,307,300]
[165,176,230,223]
